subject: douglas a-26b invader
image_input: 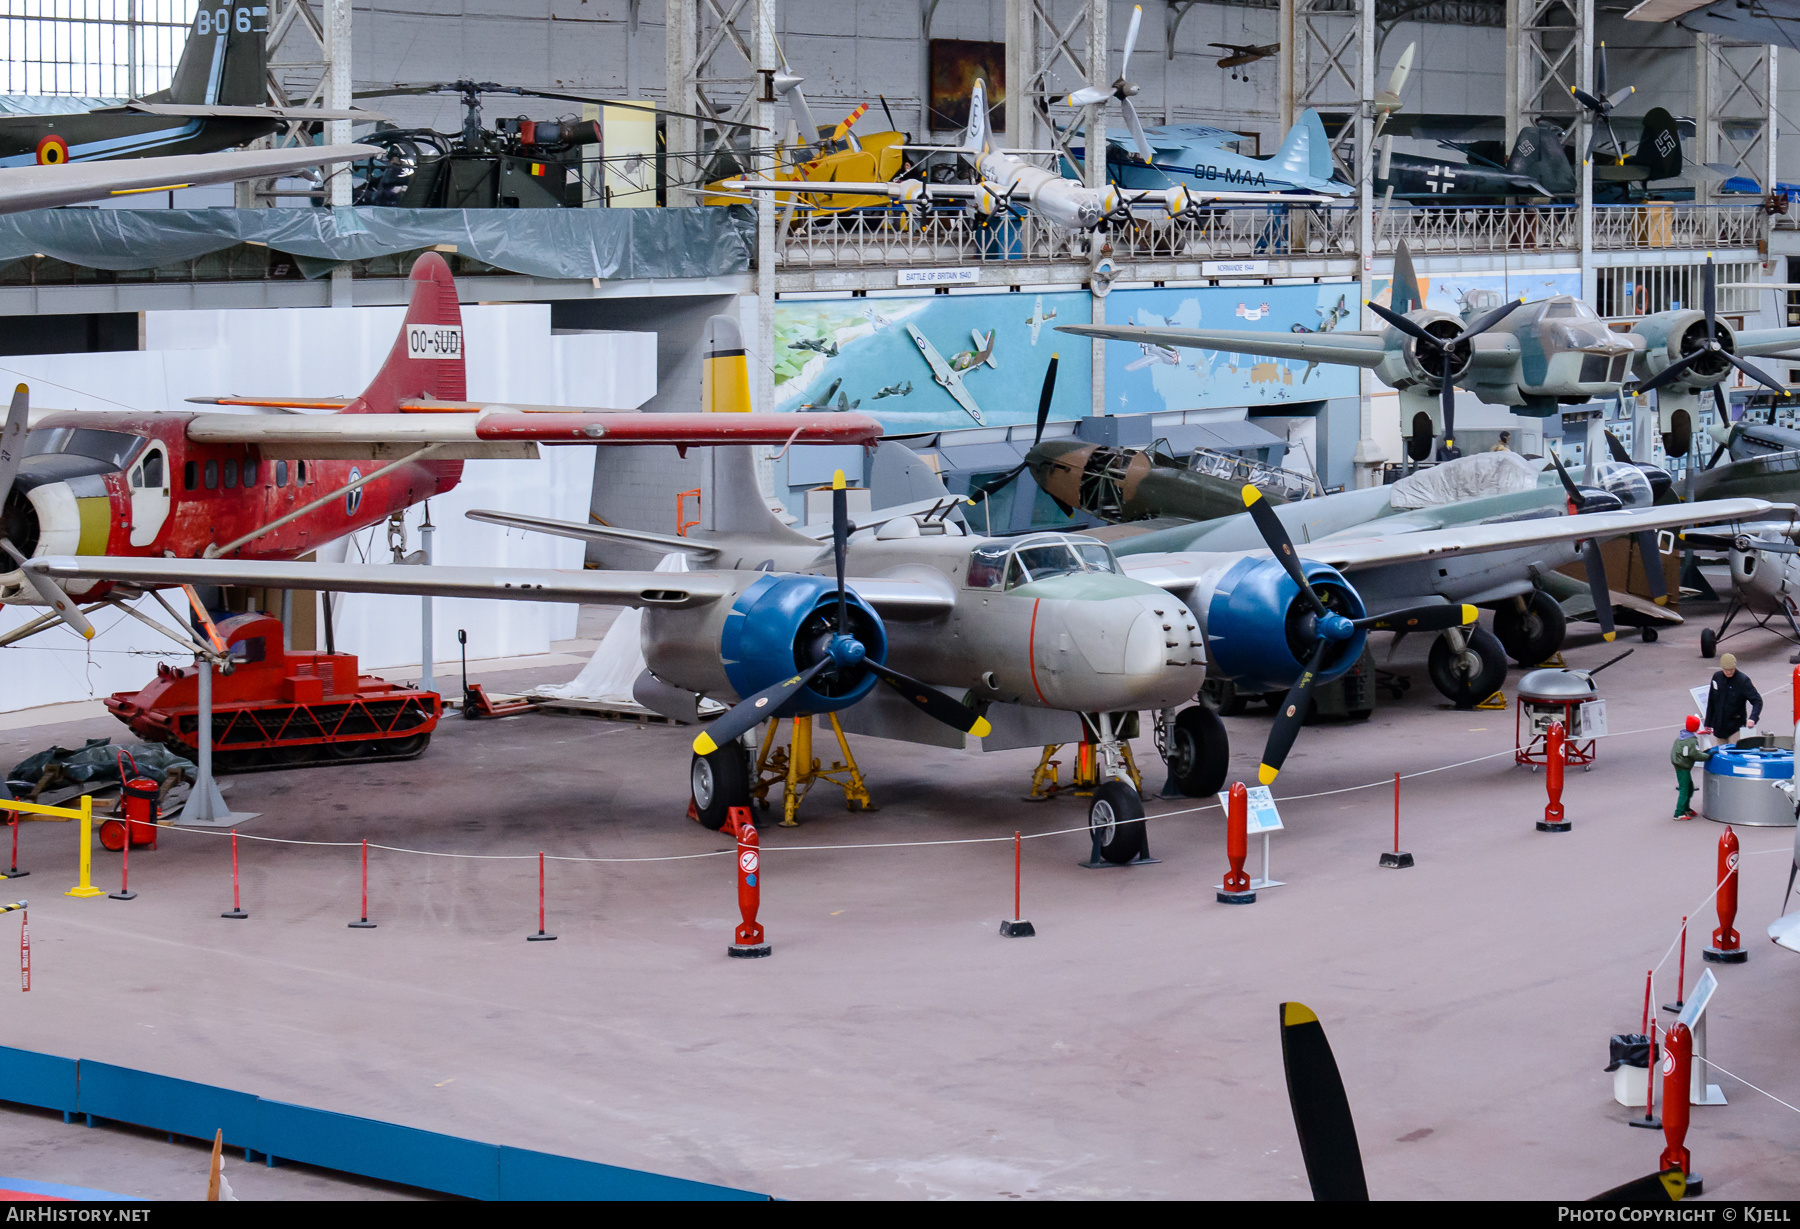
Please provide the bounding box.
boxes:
[24,354,1774,859]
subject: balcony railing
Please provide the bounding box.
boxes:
[1371,206,1578,255]
[1591,203,1765,250]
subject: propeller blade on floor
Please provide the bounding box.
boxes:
[1279,1002,1369,1201]
[1259,638,1330,785]
[867,660,992,737]
[1355,603,1476,633]
[1590,1170,1685,1203]
[1632,529,1670,604]
[3,541,95,641]
[1243,485,1328,618]
[693,658,831,756]
[1580,538,1618,641]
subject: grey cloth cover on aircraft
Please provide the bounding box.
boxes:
[1387,450,1542,510]
[0,206,753,280]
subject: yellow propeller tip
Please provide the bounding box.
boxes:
[1281,1002,1318,1027]
[13,383,25,394]
[832,469,847,490]
[1461,605,1477,624]
[81,627,96,640]
[1258,764,1279,786]
[1602,631,1617,642]
[1655,596,1668,606]
[693,733,718,756]
[970,717,992,739]
[1241,484,1263,506]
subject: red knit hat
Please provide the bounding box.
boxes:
[1686,715,1701,732]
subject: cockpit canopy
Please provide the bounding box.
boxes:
[966,533,1120,590]
[14,426,145,489]
[1589,461,1654,509]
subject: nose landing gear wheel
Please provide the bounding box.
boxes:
[1427,625,1507,710]
[1087,780,1147,865]
[691,740,751,832]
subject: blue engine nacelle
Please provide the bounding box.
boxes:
[718,573,889,717]
[1193,556,1367,693]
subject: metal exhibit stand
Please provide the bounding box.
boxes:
[174,657,259,828]
[419,509,435,696]
[1676,970,1727,1106]
[1217,786,1286,891]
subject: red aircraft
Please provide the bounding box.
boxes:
[0,252,878,648]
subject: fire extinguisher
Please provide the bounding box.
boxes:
[99,751,159,853]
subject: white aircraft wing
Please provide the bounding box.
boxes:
[0,143,378,215]
[906,325,985,425]
[717,177,925,202]
[1058,323,1392,369]
[25,556,738,610]
[1119,497,1782,596]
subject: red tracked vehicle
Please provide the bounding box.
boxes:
[105,612,441,770]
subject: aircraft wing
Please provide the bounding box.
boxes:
[1118,498,1781,596]
[463,510,723,559]
[906,326,985,424]
[178,410,883,459]
[102,102,389,122]
[1624,0,1793,38]
[1058,323,1391,368]
[0,143,378,215]
[717,177,924,202]
[23,556,738,610]
[1730,328,1800,358]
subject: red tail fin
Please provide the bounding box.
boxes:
[342,253,466,414]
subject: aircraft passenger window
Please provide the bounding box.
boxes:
[297,460,308,484]
[243,459,258,487]
[1075,543,1118,573]
[276,460,288,487]
[141,452,162,489]
[966,544,1008,588]
[223,459,238,489]
[203,460,218,490]
[129,465,142,489]
[184,460,197,491]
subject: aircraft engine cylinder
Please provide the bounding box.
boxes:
[1191,556,1367,693]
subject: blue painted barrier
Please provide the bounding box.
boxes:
[0,1046,766,1201]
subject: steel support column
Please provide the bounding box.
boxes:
[1695,35,1776,207]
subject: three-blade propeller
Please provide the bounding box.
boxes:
[1241,486,1474,784]
[1366,296,1523,446]
[1280,1001,1685,1203]
[1064,5,1153,163]
[0,385,94,640]
[694,470,992,759]
[1571,43,1636,164]
[974,355,1064,509]
[1635,256,1785,404]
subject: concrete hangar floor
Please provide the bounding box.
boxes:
[1,600,1796,1201]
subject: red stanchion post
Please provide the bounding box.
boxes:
[1662,919,1688,1012]
[221,829,247,919]
[1631,973,1661,1130]
[1001,830,1035,937]
[1660,1022,1701,1195]
[1703,826,1746,963]
[1381,770,1414,868]
[108,813,137,901]
[527,851,556,941]
[1792,665,1799,733]
[727,807,769,958]
[18,904,27,993]
[348,838,376,928]
[1218,782,1256,904]
[3,808,27,879]
[1538,720,1571,831]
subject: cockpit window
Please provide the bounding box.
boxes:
[1075,542,1118,573]
[1591,461,1654,509]
[24,427,143,470]
[1013,542,1083,586]
[966,544,1009,589]
[1542,298,1599,321]
[968,536,1123,590]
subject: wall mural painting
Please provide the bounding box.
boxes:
[928,39,1005,132]
[1368,268,1583,317]
[1102,282,1360,414]
[774,291,1089,431]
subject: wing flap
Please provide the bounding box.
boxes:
[183,411,885,447]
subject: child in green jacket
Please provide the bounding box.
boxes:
[1671,715,1707,820]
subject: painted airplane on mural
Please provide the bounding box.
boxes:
[1061,244,1800,459]
[0,1,375,170]
[0,254,880,652]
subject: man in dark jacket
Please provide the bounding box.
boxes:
[1702,653,1762,743]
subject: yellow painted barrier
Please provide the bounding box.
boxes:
[0,794,102,898]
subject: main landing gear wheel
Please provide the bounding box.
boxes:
[1166,705,1229,798]
[1427,625,1507,710]
[1492,590,1566,666]
[690,740,750,832]
[1700,628,1717,658]
[1089,780,1147,865]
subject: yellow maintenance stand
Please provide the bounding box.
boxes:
[2,793,103,896]
[751,714,875,827]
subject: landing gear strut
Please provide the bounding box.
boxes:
[1078,711,1158,867]
[1427,624,1508,710]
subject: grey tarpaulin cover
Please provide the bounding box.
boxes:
[1387,450,1544,510]
[0,206,753,280]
